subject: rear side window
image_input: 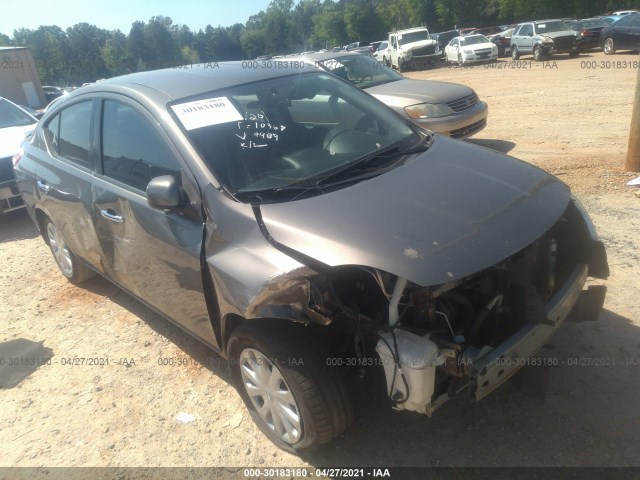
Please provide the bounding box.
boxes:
[58,101,92,165]
[101,100,181,191]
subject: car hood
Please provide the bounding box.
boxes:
[463,41,495,51]
[400,39,437,50]
[0,124,36,158]
[259,136,571,287]
[367,78,474,106]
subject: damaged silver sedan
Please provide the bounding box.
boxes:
[14,63,608,452]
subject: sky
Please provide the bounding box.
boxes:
[0,0,274,36]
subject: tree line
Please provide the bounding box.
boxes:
[0,0,635,86]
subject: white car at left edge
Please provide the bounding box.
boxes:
[0,96,38,214]
[444,34,499,65]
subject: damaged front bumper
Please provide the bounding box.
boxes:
[373,198,608,415]
[469,264,605,400]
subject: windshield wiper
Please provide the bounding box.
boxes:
[311,136,431,187]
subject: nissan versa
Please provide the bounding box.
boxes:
[14,63,608,453]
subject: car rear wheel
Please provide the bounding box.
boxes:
[228,320,353,453]
[603,37,616,55]
[511,45,520,60]
[45,220,95,284]
[398,58,405,72]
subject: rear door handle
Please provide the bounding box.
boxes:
[36,180,50,193]
[100,209,123,223]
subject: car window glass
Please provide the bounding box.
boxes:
[520,25,532,36]
[59,101,92,165]
[631,15,640,26]
[0,99,35,128]
[102,100,181,191]
[43,113,60,153]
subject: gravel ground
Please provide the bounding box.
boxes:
[1,50,639,471]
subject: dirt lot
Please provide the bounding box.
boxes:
[1,50,640,470]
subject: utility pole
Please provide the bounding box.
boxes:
[626,58,640,171]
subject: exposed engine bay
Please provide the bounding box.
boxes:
[301,200,608,415]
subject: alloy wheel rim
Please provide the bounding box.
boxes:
[604,39,612,54]
[47,223,73,277]
[239,348,302,444]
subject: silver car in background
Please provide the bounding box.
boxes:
[300,51,488,138]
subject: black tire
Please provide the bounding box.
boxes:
[569,50,579,58]
[603,37,616,55]
[511,45,520,60]
[45,219,95,284]
[228,320,353,453]
[458,52,463,65]
[398,58,404,73]
[533,44,543,61]
[498,46,505,57]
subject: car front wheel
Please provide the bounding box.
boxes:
[228,321,353,453]
[533,44,543,61]
[45,219,95,284]
[511,45,520,60]
[603,37,616,55]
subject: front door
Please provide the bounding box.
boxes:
[91,97,217,348]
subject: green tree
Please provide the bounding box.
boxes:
[13,26,69,85]
[66,23,108,84]
[0,32,11,46]
[101,30,129,77]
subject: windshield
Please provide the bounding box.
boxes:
[398,30,430,45]
[174,72,417,203]
[0,99,36,128]
[315,55,403,88]
[536,21,570,33]
[460,35,490,46]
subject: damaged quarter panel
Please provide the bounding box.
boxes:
[200,183,322,339]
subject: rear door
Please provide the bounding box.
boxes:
[34,98,106,272]
[91,95,217,348]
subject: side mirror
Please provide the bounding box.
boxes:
[147,175,183,211]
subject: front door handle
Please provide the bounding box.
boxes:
[36,180,50,193]
[100,209,123,223]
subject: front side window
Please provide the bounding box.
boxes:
[58,101,92,165]
[173,72,418,204]
[101,100,181,191]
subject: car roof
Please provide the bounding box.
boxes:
[77,62,313,102]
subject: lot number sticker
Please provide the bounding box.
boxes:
[171,97,243,130]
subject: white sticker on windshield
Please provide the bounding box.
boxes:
[538,24,546,28]
[171,97,243,130]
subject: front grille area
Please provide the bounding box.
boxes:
[446,93,479,112]
[553,35,575,51]
[412,44,437,56]
[450,118,487,138]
